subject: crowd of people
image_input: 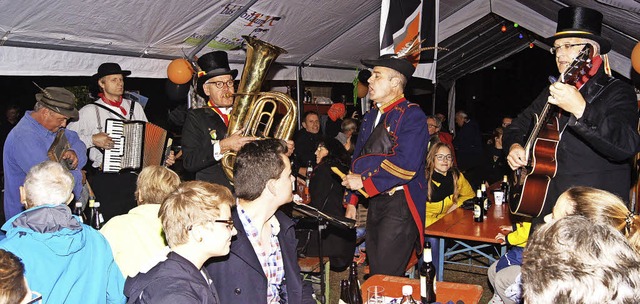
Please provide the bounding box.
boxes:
[0,5,639,304]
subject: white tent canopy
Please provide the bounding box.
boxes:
[0,0,638,83]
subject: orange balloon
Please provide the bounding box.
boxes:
[167,58,194,85]
[633,42,640,74]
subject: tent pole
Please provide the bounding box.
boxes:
[296,66,303,130]
[431,81,437,115]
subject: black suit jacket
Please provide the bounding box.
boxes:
[181,107,232,189]
[205,210,316,304]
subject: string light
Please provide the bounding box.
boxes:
[501,25,507,32]
[518,33,523,39]
[514,23,519,28]
[529,42,534,48]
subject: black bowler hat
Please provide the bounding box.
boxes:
[548,6,611,54]
[196,51,238,98]
[361,54,415,80]
[93,62,132,79]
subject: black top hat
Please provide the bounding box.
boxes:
[196,51,238,98]
[93,62,132,79]
[548,6,611,54]
[35,87,79,121]
[361,54,415,80]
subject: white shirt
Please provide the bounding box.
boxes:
[67,98,147,168]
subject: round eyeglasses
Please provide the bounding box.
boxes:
[205,80,235,89]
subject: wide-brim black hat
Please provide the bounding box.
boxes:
[196,51,238,98]
[92,62,132,79]
[547,6,611,54]
[361,54,415,80]
[35,87,79,121]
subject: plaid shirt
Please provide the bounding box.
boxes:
[237,205,286,303]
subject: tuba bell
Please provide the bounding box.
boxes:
[221,35,298,182]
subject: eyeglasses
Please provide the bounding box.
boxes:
[435,154,453,161]
[316,145,327,151]
[549,43,589,55]
[213,219,235,230]
[428,124,438,128]
[26,291,42,304]
[187,219,235,231]
[205,80,235,89]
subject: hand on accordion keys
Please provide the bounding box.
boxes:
[92,132,116,150]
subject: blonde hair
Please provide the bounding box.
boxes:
[159,181,235,248]
[0,249,28,304]
[559,186,640,253]
[135,165,180,205]
[425,142,460,203]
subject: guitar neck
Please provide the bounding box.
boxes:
[523,102,554,157]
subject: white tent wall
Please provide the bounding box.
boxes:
[0,0,637,82]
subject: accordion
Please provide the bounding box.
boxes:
[102,119,170,173]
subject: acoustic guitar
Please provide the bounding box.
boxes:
[509,45,593,217]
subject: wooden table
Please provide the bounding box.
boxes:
[361,274,483,304]
[425,200,512,281]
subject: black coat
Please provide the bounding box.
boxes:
[504,66,640,223]
[293,128,321,168]
[124,251,220,304]
[181,107,232,189]
[304,161,356,270]
[205,210,316,304]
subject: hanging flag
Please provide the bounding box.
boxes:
[379,0,439,82]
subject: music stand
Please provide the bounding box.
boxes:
[292,202,356,304]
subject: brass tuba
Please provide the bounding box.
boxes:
[221,35,298,182]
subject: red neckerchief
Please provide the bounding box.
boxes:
[98,93,127,116]
[575,55,602,89]
[208,100,229,127]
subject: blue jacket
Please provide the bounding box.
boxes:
[0,204,126,304]
[3,112,87,219]
[345,97,429,247]
[205,210,315,304]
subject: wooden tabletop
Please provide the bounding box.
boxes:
[425,202,512,243]
[361,274,483,304]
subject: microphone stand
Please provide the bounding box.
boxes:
[293,202,355,304]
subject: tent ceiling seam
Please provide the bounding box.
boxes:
[297,4,381,65]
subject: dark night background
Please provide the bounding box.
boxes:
[0,45,635,138]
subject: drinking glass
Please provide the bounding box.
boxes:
[494,191,504,205]
[367,285,385,304]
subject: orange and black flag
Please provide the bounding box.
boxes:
[379,0,438,81]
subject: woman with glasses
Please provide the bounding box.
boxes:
[424,143,475,270]
[424,142,475,228]
[124,181,236,304]
[298,138,356,272]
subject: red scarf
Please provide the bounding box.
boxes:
[99,93,127,116]
[208,101,229,127]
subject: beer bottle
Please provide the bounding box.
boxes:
[501,175,510,204]
[72,201,86,223]
[291,160,297,194]
[473,189,484,222]
[90,201,104,230]
[399,285,419,303]
[339,279,352,304]
[481,182,490,212]
[348,262,362,304]
[420,242,437,303]
[305,160,313,202]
